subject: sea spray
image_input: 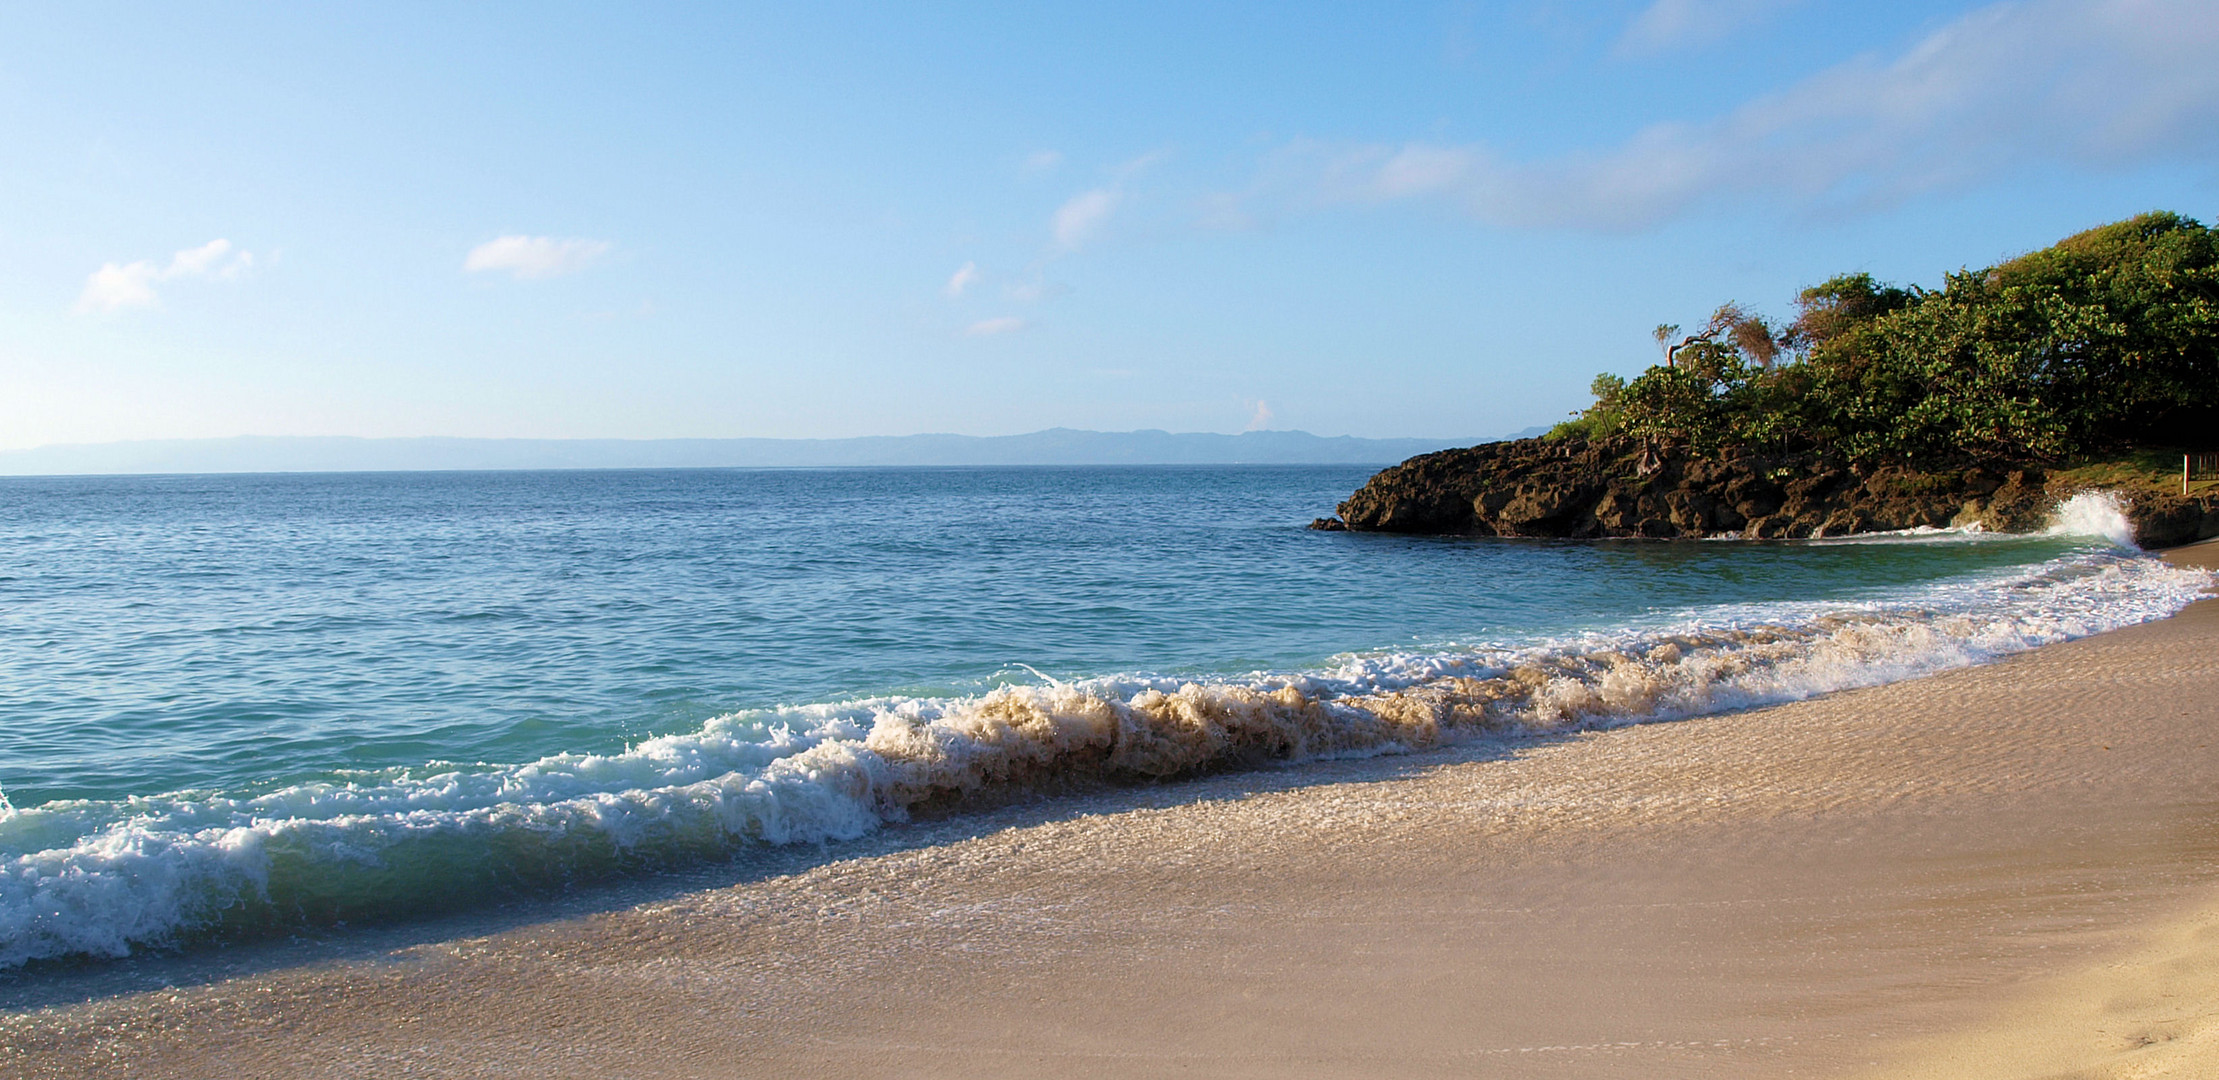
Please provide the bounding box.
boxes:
[2047,489,2140,548]
[1,544,2209,969]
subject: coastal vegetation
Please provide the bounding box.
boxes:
[1549,211,2219,463]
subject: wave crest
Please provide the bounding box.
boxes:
[2048,489,2139,548]
[1,548,2210,969]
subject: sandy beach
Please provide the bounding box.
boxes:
[2,541,2214,1079]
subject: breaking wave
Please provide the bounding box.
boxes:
[0,529,2208,969]
[2047,489,2141,548]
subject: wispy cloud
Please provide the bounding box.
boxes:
[1258,0,2219,229]
[464,235,612,279]
[964,316,1026,337]
[1052,188,1121,250]
[1615,0,1800,56]
[943,261,980,298]
[1244,400,1275,431]
[74,239,254,314]
[1004,278,1064,303]
[1022,149,1064,176]
[1043,150,1168,252]
[167,239,249,278]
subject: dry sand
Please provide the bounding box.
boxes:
[4,543,2217,1079]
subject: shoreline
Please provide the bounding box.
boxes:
[3,542,2216,1078]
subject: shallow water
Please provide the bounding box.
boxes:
[0,467,2205,967]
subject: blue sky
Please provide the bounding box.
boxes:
[4,0,2216,448]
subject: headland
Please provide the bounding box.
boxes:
[1315,211,2219,549]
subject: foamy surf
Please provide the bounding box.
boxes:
[1788,489,2138,547]
[2046,489,2142,548]
[1,535,2207,970]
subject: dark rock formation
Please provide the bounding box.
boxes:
[1319,437,2219,548]
[2127,490,2219,548]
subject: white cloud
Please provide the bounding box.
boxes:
[1367,144,1478,199]
[1245,400,1275,432]
[1291,0,2219,229]
[1022,149,1064,176]
[1112,148,1171,179]
[1616,0,1800,56]
[76,262,162,313]
[169,239,227,277]
[943,261,979,297]
[464,235,613,279]
[74,238,254,314]
[1040,151,1164,252]
[1052,188,1121,249]
[166,238,252,278]
[964,316,1026,336]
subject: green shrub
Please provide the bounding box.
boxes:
[1556,212,2219,463]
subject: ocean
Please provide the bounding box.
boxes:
[0,466,2207,969]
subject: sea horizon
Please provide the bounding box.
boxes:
[0,427,1553,478]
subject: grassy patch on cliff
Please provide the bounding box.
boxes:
[2050,450,2219,499]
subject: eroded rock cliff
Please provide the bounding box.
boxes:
[1314,437,2219,548]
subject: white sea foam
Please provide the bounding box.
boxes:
[1800,523,1989,545]
[0,539,2210,969]
[2047,489,2140,548]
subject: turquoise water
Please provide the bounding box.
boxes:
[0,467,2205,967]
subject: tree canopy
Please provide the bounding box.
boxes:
[1551,212,2219,462]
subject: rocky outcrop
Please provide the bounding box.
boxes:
[2126,489,2219,548]
[1317,437,2219,548]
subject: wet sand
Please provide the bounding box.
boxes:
[5,543,2217,1079]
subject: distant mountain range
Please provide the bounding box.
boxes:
[0,428,1545,476]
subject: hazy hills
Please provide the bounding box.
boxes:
[0,428,1534,476]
